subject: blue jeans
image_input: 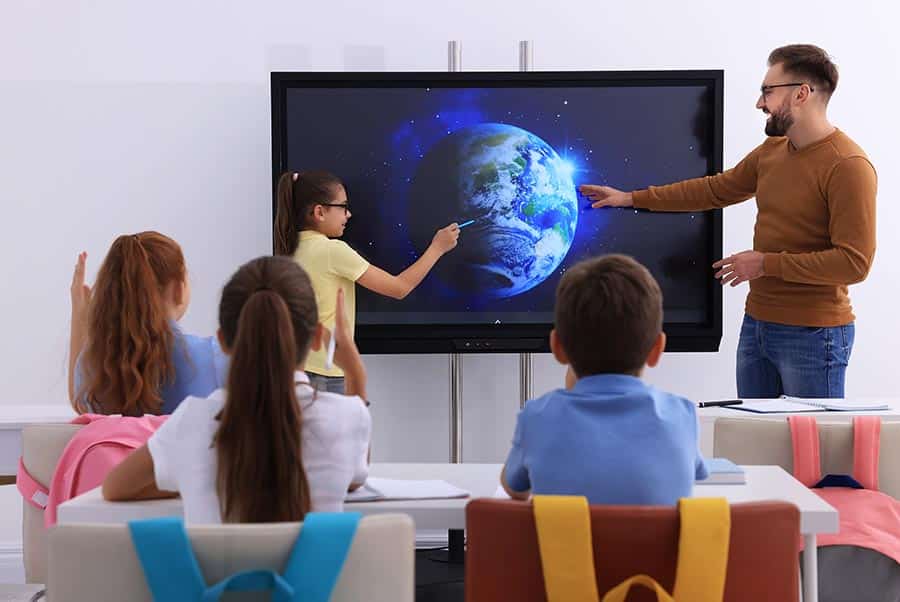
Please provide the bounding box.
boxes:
[736,314,854,398]
[307,373,345,395]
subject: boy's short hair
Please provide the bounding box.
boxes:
[554,255,663,376]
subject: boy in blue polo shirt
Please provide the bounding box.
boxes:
[501,255,708,505]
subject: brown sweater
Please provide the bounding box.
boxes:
[633,129,877,327]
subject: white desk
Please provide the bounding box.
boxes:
[698,397,900,456]
[0,405,75,479]
[58,462,836,602]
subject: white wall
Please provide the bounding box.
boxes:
[1,0,899,560]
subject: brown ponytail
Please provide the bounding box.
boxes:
[79,232,185,415]
[215,256,319,523]
[273,170,346,256]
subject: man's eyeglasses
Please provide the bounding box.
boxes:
[760,82,814,96]
[319,202,351,214]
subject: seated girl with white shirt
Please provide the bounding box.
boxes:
[102,256,371,523]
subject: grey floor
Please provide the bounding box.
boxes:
[416,549,464,602]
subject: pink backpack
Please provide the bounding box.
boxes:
[789,415,900,562]
[17,413,167,527]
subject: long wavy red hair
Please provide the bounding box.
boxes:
[77,231,186,415]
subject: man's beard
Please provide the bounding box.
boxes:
[765,104,794,137]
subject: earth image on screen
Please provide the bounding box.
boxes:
[408,123,578,300]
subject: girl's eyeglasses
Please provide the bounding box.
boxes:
[319,202,351,214]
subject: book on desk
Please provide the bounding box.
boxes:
[697,458,746,485]
[345,477,471,502]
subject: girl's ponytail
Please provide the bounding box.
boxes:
[215,288,309,522]
[274,171,299,256]
[215,256,319,523]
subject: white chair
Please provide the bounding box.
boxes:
[20,423,83,583]
[713,417,900,498]
[47,513,415,602]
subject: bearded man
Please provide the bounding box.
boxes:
[580,44,877,398]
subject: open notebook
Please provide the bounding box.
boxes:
[727,396,889,414]
[345,478,471,503]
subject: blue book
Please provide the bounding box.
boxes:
[696,458,746,485]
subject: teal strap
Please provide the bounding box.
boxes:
[129,517,206,602]
[129,512,361,602]
[282,512,361,602]
[202,570,293,602]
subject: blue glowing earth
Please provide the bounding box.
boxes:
[408,123,578,300]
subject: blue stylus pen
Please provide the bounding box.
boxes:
[458,219,475,228]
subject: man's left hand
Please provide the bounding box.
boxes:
[713,251,765,287]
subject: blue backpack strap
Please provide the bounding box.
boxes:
[129,517,206,602]
[130,513,360,602]
[282,512,362,602]
[202,570,294,602]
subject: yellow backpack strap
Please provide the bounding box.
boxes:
[533,495,600,602]
[672,497,730,602]
[602,575,676,602]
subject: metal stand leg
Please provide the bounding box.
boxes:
[447,40,463,466]
[518,40,533,71]
[517,41,535,411]
[448,40,461,72]
[519,353,533,408]
[449,352,463,463]
[802,534,818,602]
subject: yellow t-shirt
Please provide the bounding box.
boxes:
[293,230,370,377]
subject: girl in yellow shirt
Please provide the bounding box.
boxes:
[274,170,459,393]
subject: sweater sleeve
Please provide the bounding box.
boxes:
[633,144,762,211]
[763,156,877,285]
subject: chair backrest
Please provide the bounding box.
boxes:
[21,423,83,583]
[713,418,900,498]
[47,513,414,602]
[465,498,799,602]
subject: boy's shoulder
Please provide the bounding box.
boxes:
[521,387,566,415]
[528,381,696,415]
[519,387,596,425]
[651,385,696,407]
[639,384,698,419]
[521,380,697,413]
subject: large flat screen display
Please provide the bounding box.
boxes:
[271,71,723,353]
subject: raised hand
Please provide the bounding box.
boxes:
[70,252,92,319]
[713,251,765,287]
[431,223,460,254]
[578,184,633,209]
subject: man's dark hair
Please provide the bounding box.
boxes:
[768,44,839,100]
[554,254,663,377]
